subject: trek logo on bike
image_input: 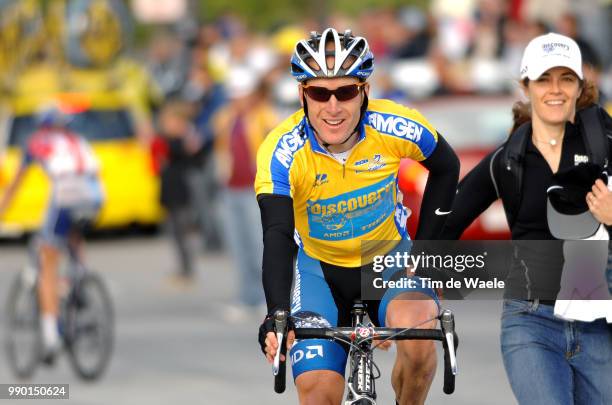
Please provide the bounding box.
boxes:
[357,326,372,339]
[291,345,324,365]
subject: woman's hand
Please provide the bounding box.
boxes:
[586,179,612,225]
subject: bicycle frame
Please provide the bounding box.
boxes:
[24,234,88,340]
[27,234,88,283]
[7,232,114,381]
[272,301,458,404]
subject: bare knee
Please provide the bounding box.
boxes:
[296,370,344,405]
[386,296,438,373]
[396,339,437,371]
[385,293,438,328]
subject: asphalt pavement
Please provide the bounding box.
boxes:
[0,235,516,404]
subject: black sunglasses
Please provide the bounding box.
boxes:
[302,83,366,102]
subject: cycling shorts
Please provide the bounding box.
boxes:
[289,237,439,380]
[40,177,103,246]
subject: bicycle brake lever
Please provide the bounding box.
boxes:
[440,310,458,375]
[273,310,288,376]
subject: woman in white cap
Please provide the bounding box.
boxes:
[441,33,612,404]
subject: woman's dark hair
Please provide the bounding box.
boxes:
[509,78,599,134]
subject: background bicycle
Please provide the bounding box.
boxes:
[5,235,114,381]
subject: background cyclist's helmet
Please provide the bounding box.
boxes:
[36,105,69,128]
[290,28,374,82]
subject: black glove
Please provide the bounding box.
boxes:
[258,314,275,354]
[258,310,294,355]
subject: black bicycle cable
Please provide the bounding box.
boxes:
[298,308,443,385]
[369,310,443,351]
[329,332,367,355]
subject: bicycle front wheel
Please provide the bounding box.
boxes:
[65,271,114,380]
[5,268,41,379]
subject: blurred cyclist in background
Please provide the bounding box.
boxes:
[0,104,104,363]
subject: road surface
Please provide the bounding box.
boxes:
[0,235,516,404]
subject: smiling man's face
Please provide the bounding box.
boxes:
[299,76,369,153]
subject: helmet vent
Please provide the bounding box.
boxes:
[352,38,366,55]
[305,57,321,72]
[291,63,305,74]
[360,58,373,70]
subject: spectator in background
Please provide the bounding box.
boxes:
[213,67,278,321]
[357,8,393,59]
[555,12,608,107]
[196,23,223,50]
[147,29,190,99]
[182,48,227,252]
[579,40,608,109]
[157,98,201,283]
[467,0,507,61]
[501,18,548,80]
[428,0,475,94]
[392,6,433,59]
[372,65,409,103]
[269,25,308,118]
[556,12,600,69]
[206,16,249,84]
[464,0,509,93]
[520,0,571,28]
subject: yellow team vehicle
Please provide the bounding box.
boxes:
[0,62,164,236]
[0,0,164,236]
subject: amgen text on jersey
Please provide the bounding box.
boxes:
[367,112,425,141]
[274,124,306,169]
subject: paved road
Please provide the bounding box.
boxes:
[0,235,516,404]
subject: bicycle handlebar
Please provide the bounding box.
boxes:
[440,310,458,394]
[294,325,457,394]
[273,310,288,393]
[272,309,459,396]
[294,327,444,340]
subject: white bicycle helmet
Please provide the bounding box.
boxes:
[290,28,374,82]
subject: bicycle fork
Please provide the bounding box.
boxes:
[345,302,376,405]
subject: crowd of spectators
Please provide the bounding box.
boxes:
[144,0,610,106]
[140,0,611,318]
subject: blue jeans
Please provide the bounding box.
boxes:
[501,299,612,405]
[218,188,264,307]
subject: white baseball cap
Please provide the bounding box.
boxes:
[520,33,583,81]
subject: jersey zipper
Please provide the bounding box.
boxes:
[310,128,367,178]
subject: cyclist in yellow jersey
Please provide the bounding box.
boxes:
[256,28,460,405]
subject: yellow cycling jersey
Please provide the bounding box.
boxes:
[255,98,438,267]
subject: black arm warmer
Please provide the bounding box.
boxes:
[439,148,501,239]
[258,194,297,314]
[415,133,460,239]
